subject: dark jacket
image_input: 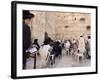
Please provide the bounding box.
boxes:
[23,23,31,52]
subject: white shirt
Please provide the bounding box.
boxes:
[65,41,70,49]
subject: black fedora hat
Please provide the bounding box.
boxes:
[23,10,34,20]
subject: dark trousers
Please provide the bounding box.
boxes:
[23,51,27,69]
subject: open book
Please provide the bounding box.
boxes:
[26,47,37,53]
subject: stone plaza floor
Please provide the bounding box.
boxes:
[26,49,91,69]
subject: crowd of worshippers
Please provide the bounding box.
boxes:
[32,35,91,57]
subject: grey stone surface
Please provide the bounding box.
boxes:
[26,49,90,69]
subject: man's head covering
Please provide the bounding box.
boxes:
[23,10,34,20]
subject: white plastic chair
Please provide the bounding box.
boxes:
[74,50,84,63]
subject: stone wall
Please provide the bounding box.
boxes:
[30,11,91,44]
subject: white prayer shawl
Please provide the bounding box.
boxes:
[78,37,85,52]
[39,45,51,67]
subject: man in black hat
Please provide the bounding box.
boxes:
[23,10,34,69]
